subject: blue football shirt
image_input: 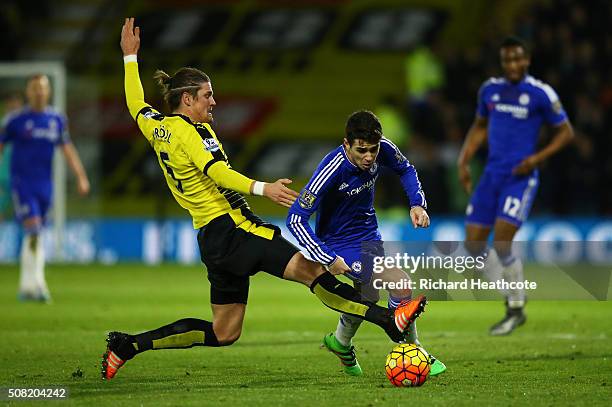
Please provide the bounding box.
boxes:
[287,138,426,265]
[477,75,568,173]
[0,106,70,185]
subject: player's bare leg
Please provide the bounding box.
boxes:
[465,223,507,293]
[489,219,526,336]
[464,223,491,257]
[211,303,246,345]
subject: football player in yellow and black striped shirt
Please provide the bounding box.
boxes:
[102,18,427,380]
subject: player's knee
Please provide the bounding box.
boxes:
[302,258,323,280]
[216,329,241,346]
[283,252,324,285]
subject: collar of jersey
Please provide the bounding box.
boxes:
[167,113,193,124]
[23,105,51,114]
[507,74,530,86]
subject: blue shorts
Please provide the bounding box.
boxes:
[11,182,52,224]
[334,240,385,283]
[466,170,539,227]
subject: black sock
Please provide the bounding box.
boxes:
[310,271,403,342]
[128,318,220,356]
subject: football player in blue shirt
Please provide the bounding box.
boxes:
[287,110,446,376]
[457,37,574,335]
[0,74,90,302]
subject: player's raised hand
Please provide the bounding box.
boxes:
[120,17,140,56]
[263,178,300,208]
[410,206,430,228]
[512,155,538,175]
[458,163,472,194]
[327,255,351,275]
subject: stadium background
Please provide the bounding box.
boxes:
[0,0,610,262]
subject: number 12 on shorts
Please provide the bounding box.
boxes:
[503,196,521,218]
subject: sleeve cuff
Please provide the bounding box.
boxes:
[123,55,138,63]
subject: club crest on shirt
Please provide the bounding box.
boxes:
[299,189,316,209]
[202,137,220,152]
[351,261,362,274]
[519,93,530,105]
[368,162,378,174]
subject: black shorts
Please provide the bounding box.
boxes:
[197,214,299,305]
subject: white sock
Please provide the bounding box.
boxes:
[504,258,525,308]
[33,235,48,296]
[334,314,363,347]
[19,235,38,294]
[482,249,509,297]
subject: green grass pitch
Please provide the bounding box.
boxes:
[0,264,610,406]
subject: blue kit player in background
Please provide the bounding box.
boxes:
[0,74,90,302]
[457,37,574,335]
[287,110,445,377]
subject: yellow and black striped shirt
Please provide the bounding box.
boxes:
[124,61,274,239]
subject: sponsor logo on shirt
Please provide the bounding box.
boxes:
[346,175,378,196]
[494,103,528,119]
[27,119,60,142]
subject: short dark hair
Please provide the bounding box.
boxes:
[345,110,383,145]
[500,36,528,53]
[153,67,210,111]
[27,73,48,82]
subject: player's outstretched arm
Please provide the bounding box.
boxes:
[206,161,297,208]
[60,143,90,196]
[512,121,574,175]
[257,178,299,208]
[120,18,148,119]
[457,116,488,194]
